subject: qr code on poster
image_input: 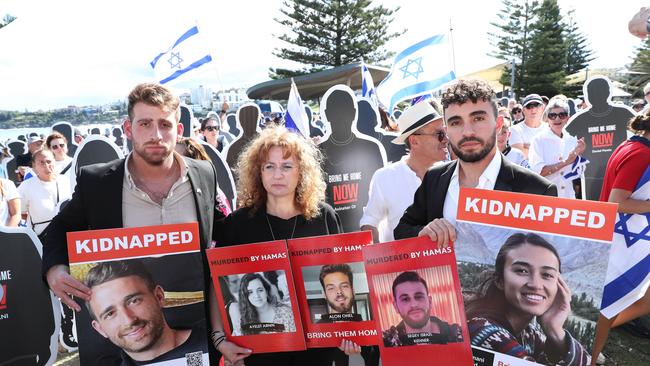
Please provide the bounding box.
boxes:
[185,351,203,366]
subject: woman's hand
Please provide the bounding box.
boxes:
[218,340,252,364]
[538,275,571,351]
[338,339,361,355]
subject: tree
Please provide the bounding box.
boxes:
[489,0,539,97]
[0,14,16,29]
[523,0,567,97]
[270,0,403,79]
[564,9,593,75]
[624,37,650,97]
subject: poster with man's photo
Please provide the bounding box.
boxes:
[455,188,617,366]
[287,231,378,348]
[67,222,210,366]
[206,240,305,353]
[362,236,473,366]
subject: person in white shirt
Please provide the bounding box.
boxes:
[496,115,529,169]
[529,98,586,199]
[0,178,20,227]
[46,132,73,174]
[18,149,71,235]
[360,101,448,243]
[510,94,546,159]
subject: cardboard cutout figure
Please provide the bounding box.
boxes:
[225,103,261,168]
[4,140,26,185]
[90,127,101,135]
[319,85,387,233]
[69,136,124,191]
[305,106,324,138]
[565,76,635,201]
[111,126,125,149]
[357,99,407,163]
[0,228,59,366]
[52,121,77,158]
[226,113,242,138]
[180,105,193,138]
[200,141,237,209]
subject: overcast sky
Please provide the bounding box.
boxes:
[0,0,647,111]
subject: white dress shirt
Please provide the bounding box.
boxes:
[529,126,578,199]
[443,152,502,224]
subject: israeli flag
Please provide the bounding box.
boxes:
[562,155,589,181]
[411,93,433,105]
[150,25,213,84]
[376,34,456,112]
[361,63,378,109]
[601,165,650,318]
[284,79,309,137]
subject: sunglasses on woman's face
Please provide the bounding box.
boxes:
[203,126,219,132]
[547,112,568,120]
[50,143,66,150]
[511,109,522,114]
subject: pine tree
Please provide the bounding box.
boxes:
[624,37,650,97]
[522,0,566,97]
[270,0,403,79]
[564,9,593,75]
[489,0,539,97]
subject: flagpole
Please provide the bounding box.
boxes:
[449,18,457,75]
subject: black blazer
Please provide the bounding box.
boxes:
[42,157,221,276]
[394,156,558,239]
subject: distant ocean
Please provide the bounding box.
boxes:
[0,124,117,142]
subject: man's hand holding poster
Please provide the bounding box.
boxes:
[206,240,305,353]
[455,188,617,366]
[66,222,210,366]
[287,231,377,347]
[362,236,473,366]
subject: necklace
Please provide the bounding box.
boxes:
[265,213,298,241]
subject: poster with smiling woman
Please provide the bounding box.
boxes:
[455,188,617,366]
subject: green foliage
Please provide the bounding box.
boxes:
[270,0,403,79]
[623,37,650,98]
[523,0,566,96]
[490,1,592,98]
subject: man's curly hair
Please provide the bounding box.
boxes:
[441,79,498,117]
[236,125,326,220]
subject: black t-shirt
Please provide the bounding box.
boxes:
[216,203,343,366]
[565,106,634,200]
[319,136,385,233]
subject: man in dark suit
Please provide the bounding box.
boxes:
[394,79,557,244]
[42,83,251,365]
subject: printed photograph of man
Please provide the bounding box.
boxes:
[382,271,463,347]
[84,259,207,365]
[317,264,364,323]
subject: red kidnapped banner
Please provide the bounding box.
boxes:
[287,231,377,348]
[67,222,201,263]
[206,241,305,353]
[363,237,474,366]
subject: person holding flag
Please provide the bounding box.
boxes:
[592,112,650,364]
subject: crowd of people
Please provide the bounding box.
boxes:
[0,73,647,366]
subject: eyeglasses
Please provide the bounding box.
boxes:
[547,112,569,120]
[525,103,541,109]
[203,126,219,132]
[412,130,447,142]
[50,143,66,150]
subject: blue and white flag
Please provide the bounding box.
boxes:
[601,165,650,318]
[411,93,433,106]
[150,25,213,84]
[562,155,589,181]
[376,34,456,112]
[284,79,310,137]
[361,62,378,109]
